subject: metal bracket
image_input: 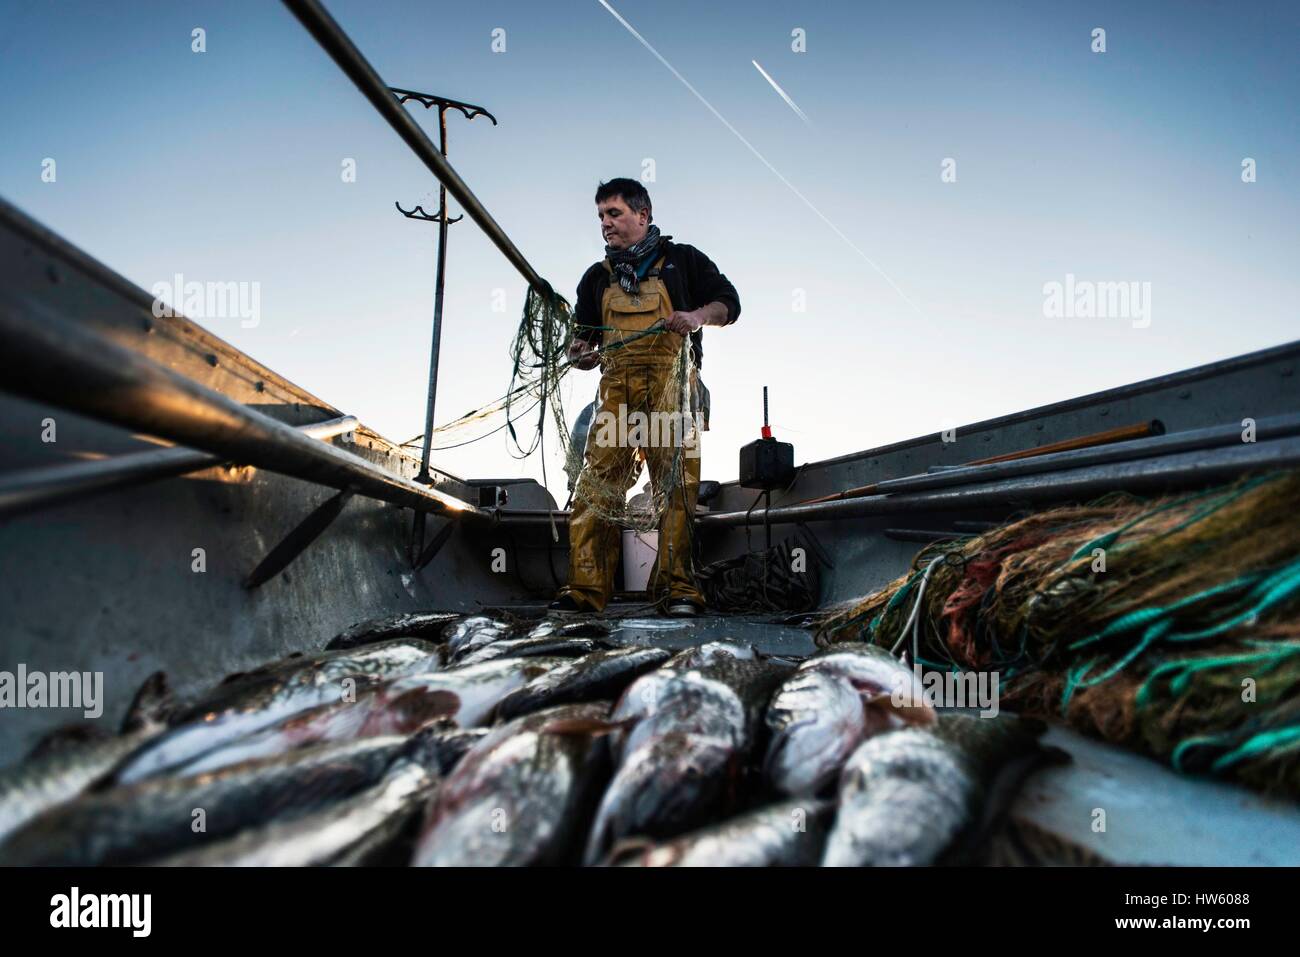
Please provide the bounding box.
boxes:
[389,87,498,125]
[395,201,462,224]
[244,487,356,588]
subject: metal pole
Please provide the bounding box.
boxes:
[0,415,358,519]
[694,438,1300,528]
[281,0,554,299]
[0,298,486,522]
[411,110,452,562]
[420,109,451,483]
[391,88,495,562]
[870,412,1300,497]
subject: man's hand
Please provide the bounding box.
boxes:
[664,310,704,337]
[567,337,600,370]
[665,301,730,337]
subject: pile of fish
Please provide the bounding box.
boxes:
[0,614,1056,866]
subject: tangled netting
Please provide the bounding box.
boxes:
[402,285,698,533]
[563,348,698,535]
[817,469,1300,798]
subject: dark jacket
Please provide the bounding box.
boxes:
[573,239,740,369]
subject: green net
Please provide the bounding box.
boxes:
[817,469,1300,798]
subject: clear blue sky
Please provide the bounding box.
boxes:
[2,0,1296,500]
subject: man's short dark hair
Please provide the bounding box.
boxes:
[595,178,652,223]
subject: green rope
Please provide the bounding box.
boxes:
[1070,619,1172,696]
[1059,655,1101,713]
[1170,733,1231,773]
[1210,725,1300,773]
[1171,724,1300,775]
[1067,572,1264,652]
[1135,644,1300,708]
[1063,560,1300,709]
[1164,557,1300,642]
[1065,473,1279,563]
[1067,490,1201,561]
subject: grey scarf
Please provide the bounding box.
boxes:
[606,225,669,294]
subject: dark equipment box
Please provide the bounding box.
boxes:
[739,437,795,490]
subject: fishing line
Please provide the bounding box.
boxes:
[891,554,945,660]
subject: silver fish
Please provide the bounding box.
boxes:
[329,730,490,867]
[0,732,154,847]
[443,616,516,659]
[585,656,790,864]
[172,639,445,722]
[155,760,435,866]
[167,681,461,778]
[494,646,673,722]
[666,641,759,666]
[609,641,762,756]
[152,726,481,867]
[764,642,935,796]
[822,712,1048,867]
[325,611,464,651]
[413,702,613,866]
[110,639,443,785]
[386,656,569,728]
[0,672,173,843]
[452,636,603,667]
[611,800,833,867]
[0,735,421,867]
[525,619,614,641]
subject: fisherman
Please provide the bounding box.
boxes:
[549,179,741,617]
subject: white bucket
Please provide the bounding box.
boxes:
[621,529,659,591]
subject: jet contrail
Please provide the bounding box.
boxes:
[595,0,926,320]
[752,60,811,126]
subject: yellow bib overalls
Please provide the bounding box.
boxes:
[560,256,704,611]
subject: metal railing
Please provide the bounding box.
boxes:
[693,436,1300,528]
[0,298,481,520]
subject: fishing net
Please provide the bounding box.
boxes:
[400,284,699,534]
[817,469,1300,798]
[563,340,699,535]
[697,530,825,614]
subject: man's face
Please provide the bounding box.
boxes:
[597,196,649,250]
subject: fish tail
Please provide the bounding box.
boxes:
[121,670,175,733]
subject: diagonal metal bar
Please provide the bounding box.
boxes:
[281,0,553,299]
